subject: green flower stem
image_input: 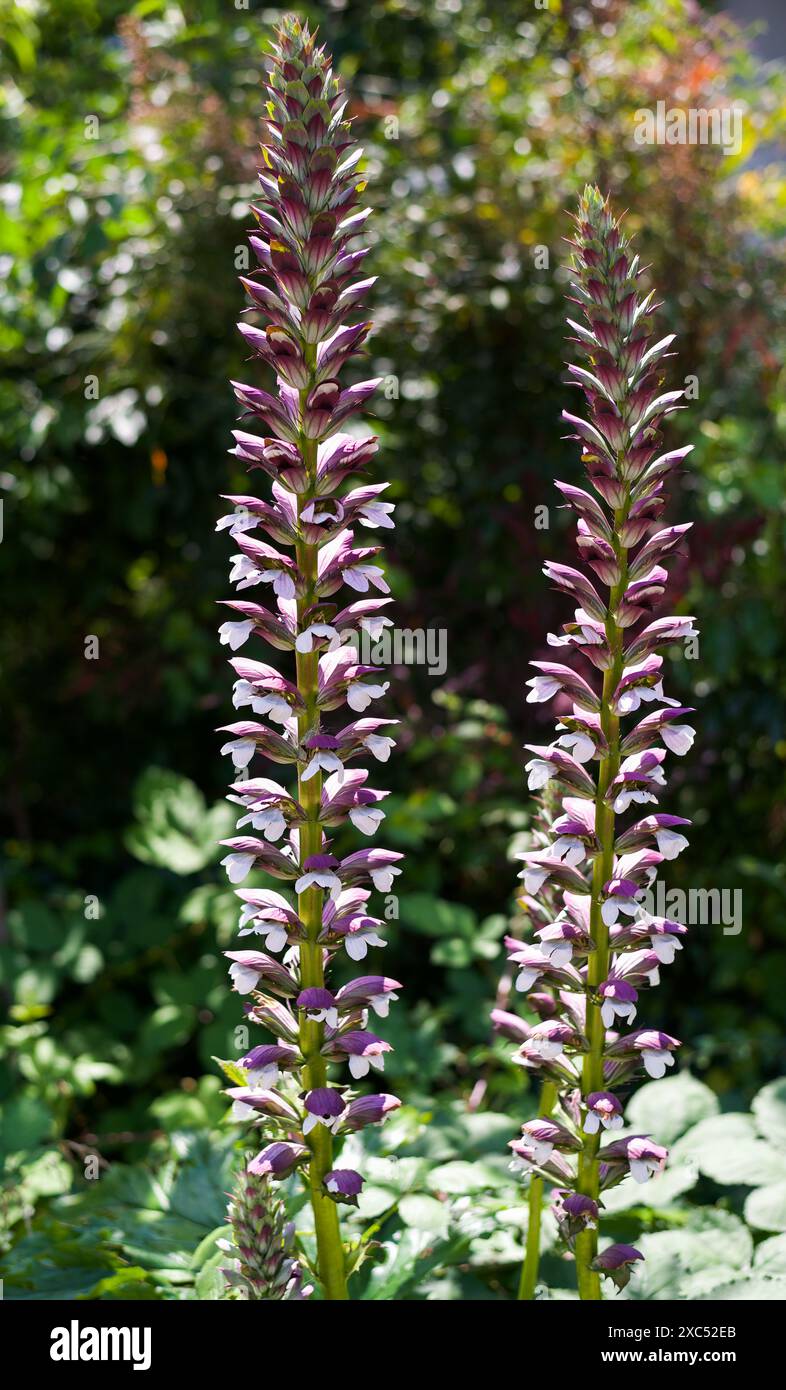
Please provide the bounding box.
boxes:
[518,1078,557,1300]
[295,361,348,1302]
[575,495,630,1301]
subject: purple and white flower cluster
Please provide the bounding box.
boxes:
[499,186,697,1297]
[215,17,401,1295]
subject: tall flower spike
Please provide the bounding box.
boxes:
[217,17,402,1301]
[501,187,697,1301]
[221,1167,312,1300]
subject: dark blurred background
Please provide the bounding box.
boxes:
[1,0,785,1274]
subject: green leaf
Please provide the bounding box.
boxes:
[625,1211,753,1301]
[355,1185,398,1220]
[752,1078,786,1147]
[399,892,477,941]
[0,1095,54,1156]
[125,767,235,874]
[695,1273,786,1301]
[426,1160,500,1195]
[672,1113,783,1185]
[625,1071,719,1145]
[754,1234,786,1272]
[399,1193,450,1237]
[364,1228,466,1300]
[744,1181,786,1233]
[212,1056,248,1087]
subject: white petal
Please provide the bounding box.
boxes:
[629,1159,651,1184]
[662,723,696,756]
[349,807,384,835]
[656,829,689,859]
[229,962,260,994]
[219,620,255,651]
[222,852,256,884]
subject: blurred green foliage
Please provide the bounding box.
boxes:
[1,0,786,1297]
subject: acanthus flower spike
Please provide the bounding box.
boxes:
[496,187,697,1301]
[216,16,401,1302]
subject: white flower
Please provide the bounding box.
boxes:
[348,1052,385,1080]
[359,500,395,528]
[302,751,343,782]
[649,933,682,964]
[601,896,639,926]
[525,758,555,791]
[220,737,256,770]
[302,1003,339,1029]
[295,869,341,894]
[229,554,258,586]
[228,960,261,993]
[302,1109,343,1136]
[259,568,296,600]
[369,864,401,893]
[359,615,393,641]
[519,866,549,895]
[600,997,637,1029]
[237,807,287,842]
[216,509,258,536]
[221,852,256,884]
[230,1090,267,1121]
[630,1156,660,1184]
[515,964,543,992]
[349,805,385,835]
[617,679,664,715]
[301,500,341,525]
[343,564,389,594]
[655,828,689,859]
[245,1062,280,1089]
[524,1036,564,1060]
[509,1154,535,1176]
[661,723,696,756]
[612,787,658,814]
[253,693,292,724]
[253,921,288,953]
[295,623,338,653]
[538,937,574,968]
[345,925,386,961]
[527,1137,554,1165]
[642,1047,675,1079]
[219,619,255,651]
[550,835,585,866]
[347,680,389,712]
[556,731,596,763]
[363,733,395,761]
[526,675,561,704]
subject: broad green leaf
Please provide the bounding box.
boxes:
[695,1273,786,1300]
[426,1159,501,1194]
[399,1193,450,1237]
[125,767,235,874]
[672,1113,783,1185]
[0,1095,54,1156]
[752,1078,786,1147]
[625,1071,719,1145]
[624,1210,752,1301]
[754,1234,786,1272]
[744,1180,786,1232]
